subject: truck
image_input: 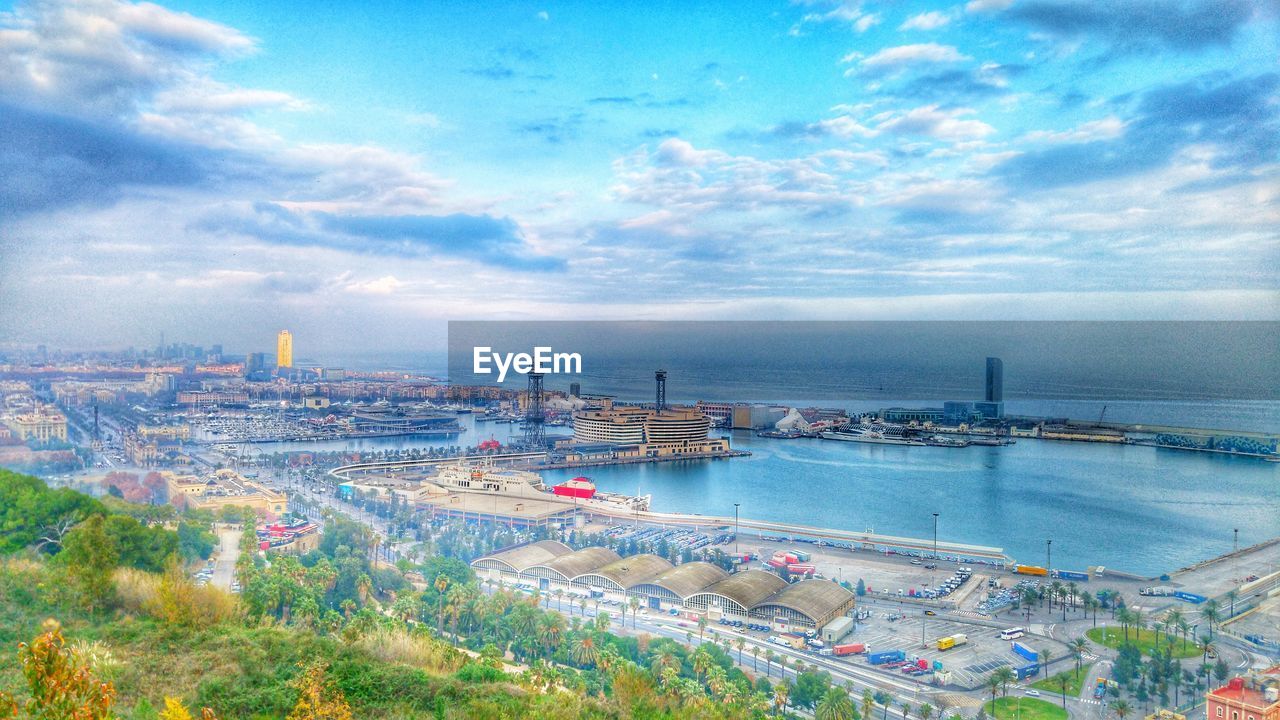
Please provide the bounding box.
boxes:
[833,643,866,657]
[936,634,969,651]
[868,650,906,665]
[1054,570,1090,581]
[1173,591,1208,604]
[822,616,855,644]
[1015,664,1040,681]
[1012,641,1039,663]
[1014,565,1049,576]
[788,563,817,576]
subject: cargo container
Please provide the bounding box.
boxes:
[916,659,929,670]
[793,550,812,563]
[833,643,866,657]
[1173,591,1208,604]
[937,634,969,650]
[868,650,906,665]
[1014,565,1049,576]
[1012,641,1039,663]
[788,563,817,575]
[822,616,855,644]
[766,558,788,569]
[1054,570,1090,581]
[1015,664,1040,681]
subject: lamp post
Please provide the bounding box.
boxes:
[734,503,741,557]
[1046,539,1052,572]
[932,512,939,561]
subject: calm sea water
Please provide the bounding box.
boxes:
[248,414,1279,577]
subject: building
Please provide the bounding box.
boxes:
[164,469,288,517]
[569,382,581,397]
[9,408,68,443]
[277,330,293,369]
[245,353,266,377]
[731,404,787,430]
[566,401,729,458]
[1206,669,1279,720]
[880,407,944,424]
[177,390,249,407]
[472,543,856,629]
[985,357,1003,402]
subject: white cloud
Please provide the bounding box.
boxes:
[875,105,996,141]
[1022,117,1128,144]
[899,11,952,31]
[536,10,549,21]
[965,0,1014,12]
[854,13,881,32]
[344,275,404,295]
[853,43,970,75]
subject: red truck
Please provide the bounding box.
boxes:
[833,643,866,656]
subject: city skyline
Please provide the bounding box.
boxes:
[1,0,1278,353]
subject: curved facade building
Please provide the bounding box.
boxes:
[572,406,711,445]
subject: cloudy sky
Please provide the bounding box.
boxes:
[1,0,1277,356]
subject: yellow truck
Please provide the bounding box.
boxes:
[936,634,968,651]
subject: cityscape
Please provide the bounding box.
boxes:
[0,0,1277,719]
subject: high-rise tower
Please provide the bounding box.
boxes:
[655,370,667,412]
[277,330,293,368]
[985,357,1003,403]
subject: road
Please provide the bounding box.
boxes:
[211,527,242,591]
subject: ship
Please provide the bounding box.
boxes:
[428,462,651,512]
[821,426,926,446]
[924,435,971,448]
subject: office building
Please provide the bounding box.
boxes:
[569,382,581,398]
[985,357,1003,403]
[277,330,293,368]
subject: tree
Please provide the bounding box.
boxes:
[571,635,599,668]
[1040,647,1054,677]
[816,686,856,720]
[287,663,352,720]
[60,514,119,612]
[919,703,934,720]
[1110,699,1131,720]
[0,620,117,720]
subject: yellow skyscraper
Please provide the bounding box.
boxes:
[277,330,293,368]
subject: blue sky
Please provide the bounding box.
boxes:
[0,0,1276,354]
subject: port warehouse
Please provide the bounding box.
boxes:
[472,540,857,629]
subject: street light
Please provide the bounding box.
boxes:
[932,512,939,561]
[734,503,741,557]
[1046,539,1052,572]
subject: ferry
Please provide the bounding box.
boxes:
[821,426,926,446]
[429,462,651,512]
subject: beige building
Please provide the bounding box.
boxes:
[165,469,288,517]
[9,409,68,443]
[567,401,729,458]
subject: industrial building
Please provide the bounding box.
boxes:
[472,542,856,629]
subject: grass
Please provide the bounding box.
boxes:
[1086,626,1203,658]
[984,696,1069,720]
[1030,664,1093,696]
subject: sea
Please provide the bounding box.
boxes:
[242,407,1279,578]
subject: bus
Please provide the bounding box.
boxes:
[999,627,1026,640]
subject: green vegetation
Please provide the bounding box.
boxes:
[1086,627,1201,658]
[2,469,865,719]
[1029,664,1092,696]
[982,697,1068,720]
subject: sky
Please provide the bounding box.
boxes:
[0,0,1277,356]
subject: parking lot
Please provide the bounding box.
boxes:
[825,612,1055,689]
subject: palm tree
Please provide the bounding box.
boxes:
[919,702,935,720]
[735,636,746,666]
[1071,637,1089,673]
[1111,699,1132,720]
[773,683,791,717]
[629,596,641,629]
[986,674,1002,716]
[1040,647,1054,678]
[862,689,875,720]
[753,646,760,672]
[994,666,1016,698]
[816,686,856,720]
[765,649,775,677]
[571,635,599,667]
[899,701,912,720]
[698,615,708,642]
[1201,600,1220,638]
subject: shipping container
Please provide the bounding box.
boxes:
[1016,664,1040,681]
[793,550,812,562]
[1173,591,1208,604]
[766,558,787,569]
[1014,565,1049,576]
[833,643,866,656]
[788,563,817,575]
[937,634,969,650]
[868,650,906,665]
[1012,641,1039,663]
[1054,570,1090,581]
